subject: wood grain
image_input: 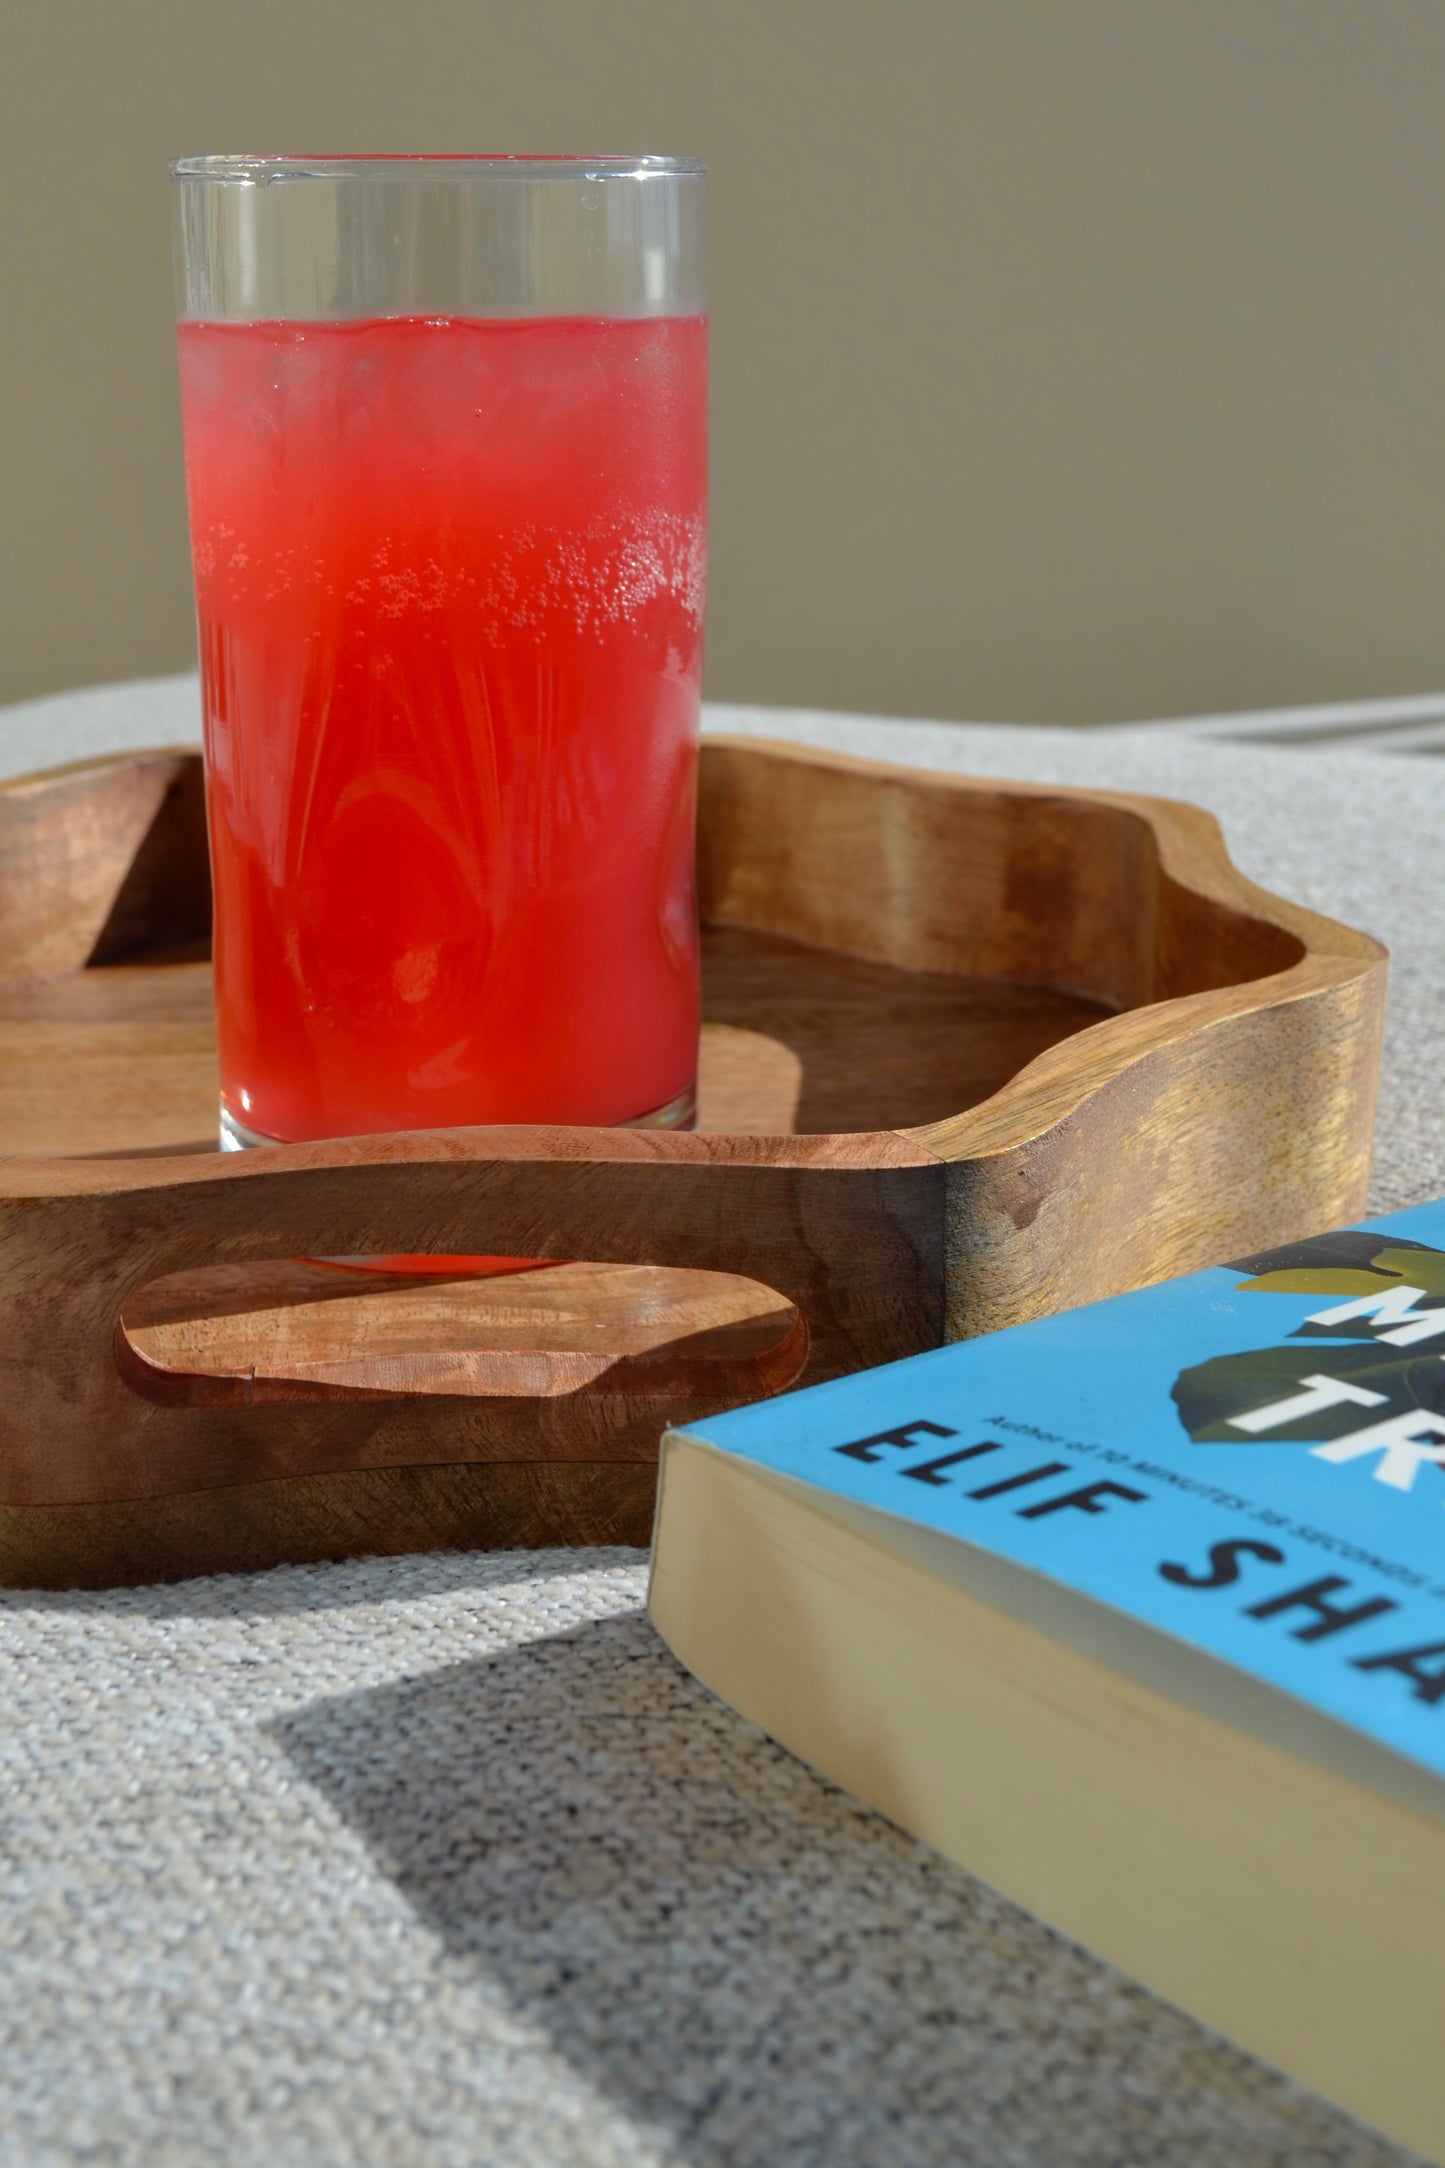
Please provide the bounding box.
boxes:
[0,750,209,987]
[0,1461,661,1587]
[122,1257,807,1403]
[0,924,1113,1158]
[0,738,1386,1587]
[697,925,1113,1134]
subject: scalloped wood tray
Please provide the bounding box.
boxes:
[0,736,1385,1585]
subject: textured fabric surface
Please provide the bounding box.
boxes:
[0,678,1435,2166]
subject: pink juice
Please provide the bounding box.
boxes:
[177,312,707,1147]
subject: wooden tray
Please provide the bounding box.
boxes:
[0,737,1385,1587]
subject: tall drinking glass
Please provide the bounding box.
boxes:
[171,155,706,1156]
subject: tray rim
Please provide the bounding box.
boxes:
[0,733,1386,1196]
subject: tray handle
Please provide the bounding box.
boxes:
[0,1128,945,1508]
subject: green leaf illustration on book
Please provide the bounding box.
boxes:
[1226,1229,1441,1285]
[1174,1340,1445,1443]
[1173,1229,1445,1443]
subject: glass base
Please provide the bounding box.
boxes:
[217,1082,698,1155]
[217,1085,698,1277]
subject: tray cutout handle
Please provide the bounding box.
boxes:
[114,1255,810,1409]
[0,1126,939,1514]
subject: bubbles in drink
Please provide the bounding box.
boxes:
[177,312,706,1140]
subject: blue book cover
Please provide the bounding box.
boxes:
[661,1198,1445,1784]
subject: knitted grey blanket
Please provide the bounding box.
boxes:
[0,681,1434,2166]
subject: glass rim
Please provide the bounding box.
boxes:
[170,153,705,185]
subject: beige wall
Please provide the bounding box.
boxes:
[3,1,1445,723]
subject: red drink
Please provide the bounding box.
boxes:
[177,312,706,1146]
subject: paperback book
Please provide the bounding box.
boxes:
[648,1199,1445,2161]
